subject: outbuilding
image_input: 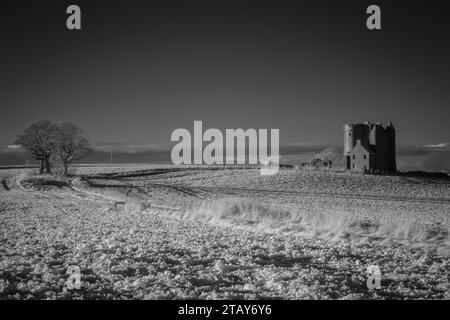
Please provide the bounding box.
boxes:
[346,139,373,172]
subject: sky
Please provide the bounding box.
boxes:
[0,0,449,169]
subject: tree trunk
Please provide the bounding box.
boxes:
[45,156,51,174]
[63,163,68,176]
[39,160,44,174]
[46,161,51,174]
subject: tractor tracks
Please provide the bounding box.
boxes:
[148,183,450,205]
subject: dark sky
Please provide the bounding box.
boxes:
[1,0,449,149]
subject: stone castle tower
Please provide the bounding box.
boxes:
[343,121,396,172]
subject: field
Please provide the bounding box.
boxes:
[0,165,449,299]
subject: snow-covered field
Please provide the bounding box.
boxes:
[0,166,449,299]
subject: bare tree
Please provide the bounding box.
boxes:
[51,122,91,176]
[15,120,55,174]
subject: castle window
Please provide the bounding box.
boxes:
[363,155,366,159]
[352,155,355,159]
[352,164,355,168]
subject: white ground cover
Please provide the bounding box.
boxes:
[0,168,449,299]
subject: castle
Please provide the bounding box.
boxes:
[343,121,396,173]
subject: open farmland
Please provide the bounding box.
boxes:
[0,166,449,299]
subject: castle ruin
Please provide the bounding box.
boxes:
[343,121,396,173]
